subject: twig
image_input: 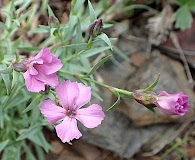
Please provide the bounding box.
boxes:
[170,32,194,84]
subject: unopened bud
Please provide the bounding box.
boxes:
[89,19,103,37]
[48,16,60,28]
[12,60,27,72]
[132,90,157,108]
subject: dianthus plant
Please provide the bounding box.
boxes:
[0,0,190,160]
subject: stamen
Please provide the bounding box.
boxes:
[66,110,76,118]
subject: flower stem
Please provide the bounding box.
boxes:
[59,70,134,99]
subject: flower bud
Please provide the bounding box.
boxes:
[132,90,157,108]
[133,90,190,116]
[12,60,27,72]
[89,19,103,37]
[48,15,60,28]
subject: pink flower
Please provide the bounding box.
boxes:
[156,91,190,116]
[40,80,105,143]
[23,47,62,92]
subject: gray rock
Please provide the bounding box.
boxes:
[119,50,195,126]
[80,110,178,158]
[79,49,194,158]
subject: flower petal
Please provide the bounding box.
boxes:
[33,47,53,63]
[55,117,82,143]
[40,99,65,125]
[23,71,45,92]
[29,65,38,75]
[76,104,105,128]
[157,91,190,115]
[35,72,59,87]
[56,80,79,110]
[157,98,178,115]
[34,47,63,75]
[35,58,63,75]
[158,91,169,96]
[75,82,91,109]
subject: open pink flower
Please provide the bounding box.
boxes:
[40,80,105,143]
[156,91,190,116]
[23,47,62,92]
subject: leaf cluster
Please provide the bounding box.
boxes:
[0,0,114,159]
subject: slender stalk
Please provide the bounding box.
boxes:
[59,70,134,99]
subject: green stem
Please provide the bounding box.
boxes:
[59,70,134,99]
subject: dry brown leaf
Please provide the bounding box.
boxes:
[147,4,173,45]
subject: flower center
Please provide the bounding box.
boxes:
[175,103,184,111]
[66,110,76,118]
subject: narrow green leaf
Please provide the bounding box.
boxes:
[80,57,91,70]
[123,4,159,14]
[11,70,20,89]
[111,46,129,61]
[98,33,113,50]
[162,137,190,158]
[0,140,9,152]
[1,73,11,95]
[6,95,30,110]
[2,85,24,109]
[106,92,120,111]
[30,106,41,126]
[15,146,21,160]
[47,5,56,18]
[0,65,13,74]
[12,37,22,51]
[16,125,41,141]
[84,55,112,77]
[40,0,49,14]
[25,5,38,27]
[90,38,116,49]
[73,0,85,14]
[28,132,51,152]
[1,145,20,160]
[83,46,111,57]
[22,142,36,160]
[143,73,160,91]
[91,90,103,101]
[76,19,83,43]
[0,107,4,128]
[88,0,97,22]
[39,36,55,48]
[15,0,31,13]
[0,22,7,29]
[22,95,41,113]
[35,145,45,160]
[66,43,88,50]
[30,25,50,34]
[3,55,16,61]
[64,15,77,41]
[18,46,40,52]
